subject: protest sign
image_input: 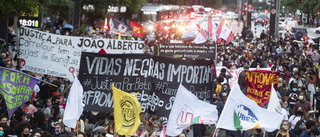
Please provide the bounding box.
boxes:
[19,27,83,80]
[0,67,39,119]
[79,38,145,54]
[215,67,272,88]
[154,43,216,59]
[19,27,145,80]
[245,70,279,106]
[78,52,215,117]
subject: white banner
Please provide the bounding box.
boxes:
[19,27,145,80]
[80,38,145,54]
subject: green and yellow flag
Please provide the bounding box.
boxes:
[112,84,141,135]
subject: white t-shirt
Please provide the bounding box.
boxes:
[288,115,302,129]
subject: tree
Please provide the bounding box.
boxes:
[81,0,117,26]
[123,0,147,19]
[167,0,193,5]
[0,0,39,19]
[204,0,223,9]
[40,0,73,21]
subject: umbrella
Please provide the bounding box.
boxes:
[63,24,73,30]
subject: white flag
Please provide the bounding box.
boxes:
[166,84,218,136]
[267,84,283,115]
[109,18,114,34]
[216,86,282,132]
[192,29,208,44]
[208,17,217,42]
[219,24,231,42]
[63,77,85,128]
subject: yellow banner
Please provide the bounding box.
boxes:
[112,84,141,135]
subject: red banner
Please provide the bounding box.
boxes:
[245,70,279,106]
[130,21,147,38]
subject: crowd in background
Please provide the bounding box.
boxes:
[0,20,319,137]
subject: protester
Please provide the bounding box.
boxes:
[272,121,295,137]
[53,122,74,137]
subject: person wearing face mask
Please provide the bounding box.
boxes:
[285,83,300,109]
[133,122,148,137]
[243,128,266,137]
[13,122,31,137]
[272,121,295,137]
[53,122,74,137]
[21,101,37,115]
[149,121,160,137]
[293,113,320,136]
[289,106,304,130]
[293,92,311,115]
[50,80,72,109]
[43,97,64,117]
[0,123,7,137]
[91,126,106,137]
[219,84,230,104]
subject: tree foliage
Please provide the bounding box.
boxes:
[0,0,39,19]
[40,0,73,21]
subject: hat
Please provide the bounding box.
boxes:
[92,126,106,134]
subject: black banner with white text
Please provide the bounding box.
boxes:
[79,52,215,117]
[154,43,216,59]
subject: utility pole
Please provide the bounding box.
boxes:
[238,0,242,27]
[73,0,81,35]
[269,0,277,38]
[247,0,252,29]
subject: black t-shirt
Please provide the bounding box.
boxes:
[285,90,300,108]
[84,111,98,124]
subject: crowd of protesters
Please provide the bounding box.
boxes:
[0,19,320,137]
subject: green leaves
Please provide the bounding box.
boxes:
[0,0,39,19]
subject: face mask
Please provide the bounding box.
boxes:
[293,88,297,92]
[279,78,283,82]
[0,131,4,136]
[153,128,159,132]
[283,105,288,108]
[282,125,289,130]
[55,129,61,135]
[222,92,228,97]
[46,102,52,106]
[23,120,28,123]
[212,98,217,102]
[221,58,224,61]
[256,128,262,134]
[94,135,98,137]
[297,110,303,115]
[283,84,287,87]
[60,88,64,92]
[23,134,29,137]
[138,125,145,130]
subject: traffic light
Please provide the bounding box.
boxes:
[300,12,302,15]
[282,6,285,8]
[237,5,239,7]
[280,13,282,16]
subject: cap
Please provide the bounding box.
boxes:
[92,126,106,134]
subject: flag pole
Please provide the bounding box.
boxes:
[212,128,218,137]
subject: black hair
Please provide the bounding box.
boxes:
[33,111,46,126]
[52,95,60,102]
[96,112,107,120]
[306,120,315,129]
